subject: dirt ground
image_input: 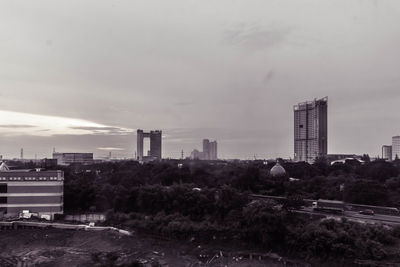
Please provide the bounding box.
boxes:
[0,228,307,266]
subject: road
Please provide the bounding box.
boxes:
[300,207,400,225]
[250,194,400,226]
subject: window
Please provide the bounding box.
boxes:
[0,184,6,193]
[0,197,7,204]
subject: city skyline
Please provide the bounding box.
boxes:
[1,1,400,159]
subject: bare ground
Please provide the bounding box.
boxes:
[0,229,307,266]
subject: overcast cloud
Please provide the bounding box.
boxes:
[0,0,399,159]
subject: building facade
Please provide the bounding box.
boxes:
[53,153,93,165]
[190,149,202,160]
[392,136,400,160]
[209,141,218,160]
[294,97,328,163]
[202,139,210,160]
[0,165,64,219]
[190,139,218,160]
[382,145,392,161]
[137,129,162,161]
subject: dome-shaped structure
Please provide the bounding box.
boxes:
[270,162,286,177]
[0,162,10,172]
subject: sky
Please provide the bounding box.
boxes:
[0,0,400,159]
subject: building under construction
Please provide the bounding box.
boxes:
[294,97,328,163]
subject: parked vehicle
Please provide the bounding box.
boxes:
[40,214,51,221]
[359,209,374,216]
[19,210,39,219]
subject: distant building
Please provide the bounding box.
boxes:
[190,149,203,160]
[330,157,365,165]
[327,154,360,162]
[137,129,162,162]
[0,162,64,220]
[382,145,392,161]
[294,97,328,163]
[203,139,210,160]
[190,139,218,160]
[53,152,93,166]
[209,141,218,161]
[392,136,400,160]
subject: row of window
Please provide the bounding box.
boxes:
[0,177,60,181]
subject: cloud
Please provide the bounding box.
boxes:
[0,124,36,128]
[69,126,133,135]
[0,110,133,137]
[223,23,291,50]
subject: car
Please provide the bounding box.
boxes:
[359,209,374,216]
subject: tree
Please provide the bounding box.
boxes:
[313,156,329,176]
[283,195,305,211]
[344,180,388,205]
[361,154,371,163]
[360,161,398,182]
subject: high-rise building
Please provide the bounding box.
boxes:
[294,97,328,163]
[209,141,218,160]
[190,139,218,160]
[392,136,400,160]
[202,139,210,160]
[382,145,392,161]
[137,129,162,161]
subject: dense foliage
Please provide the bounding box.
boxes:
[60,158,400,212]
[55,159,400,265]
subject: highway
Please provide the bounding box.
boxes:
[300,207,400,226]
[250,194,400,226]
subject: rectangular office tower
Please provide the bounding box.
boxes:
[392,136,400,160]
[382,145,392,161]
[294,97,328,163]
[201,139,218,160]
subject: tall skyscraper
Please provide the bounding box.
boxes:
[137,129,144,161]
[209,141,218,160]
[202,139,210,160]
[294,97,328,163]
[137,129,162,161]
[149,130,162,159]
[392,136,400,160]
[382,145,392,161]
